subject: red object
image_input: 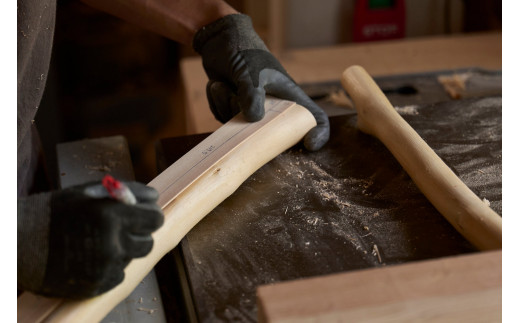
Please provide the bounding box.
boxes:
[102,174,136,204]
[102,174,122,199]
[353,0,406,42]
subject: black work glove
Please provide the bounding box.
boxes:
[193,14,330,151]
[17,181,163,299]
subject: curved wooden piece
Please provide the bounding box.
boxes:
[19,98,315,323]
[17,293,63,323]
[341,65,501,250]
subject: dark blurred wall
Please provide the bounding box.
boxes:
[36,1,186,183]
[463,0,502,32]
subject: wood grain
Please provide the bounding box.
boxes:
[18,98,316,323]
[257,250,501,322]
[341,65,501,250]
[17,294,63,323]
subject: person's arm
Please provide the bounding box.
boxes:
[81,0,330,151]
[80,0,237,45]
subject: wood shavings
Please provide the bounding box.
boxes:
[437,73,471,99]
[307,217,320,226]
[372,244,382,263]
[395,105,419,115]
[84,160,119,173]
[326,90,354,109]
[84,165,111,172]
[137,307,157,315]
[483,198,491,207]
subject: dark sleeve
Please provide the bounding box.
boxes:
[17,0,56,196]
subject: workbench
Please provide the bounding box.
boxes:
[19,32,500,323]
[153,32,502,322]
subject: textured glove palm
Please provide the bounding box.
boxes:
[17,181,163,299]
[193,14,330,151]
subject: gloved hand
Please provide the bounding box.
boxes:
[17,181,163,299]
[193,14,330,151]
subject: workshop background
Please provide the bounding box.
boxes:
[36,0,502,186]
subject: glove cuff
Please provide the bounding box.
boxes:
[193,13,267,55]
[17,192,52,292]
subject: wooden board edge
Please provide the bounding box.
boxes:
[257,250,502,323]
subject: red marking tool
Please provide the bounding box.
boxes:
[102,174,137,205]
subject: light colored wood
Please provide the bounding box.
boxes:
[341,65,501,250]
[280,32,501,83]
[257,250,502,322]
[17,293,63,323]
[19,98,316,323]
[181,32,502,135]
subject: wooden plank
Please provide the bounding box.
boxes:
[279,32,501,83]
[181,32,501,134]
[257,250,501,322]
[21,98,315,323]
[17,294,63,323]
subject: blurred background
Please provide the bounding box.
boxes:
[36,0,502,185]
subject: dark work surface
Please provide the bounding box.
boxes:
[156,70,502,323]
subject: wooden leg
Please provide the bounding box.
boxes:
[341,65,501,250]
